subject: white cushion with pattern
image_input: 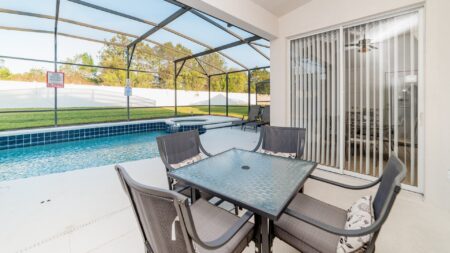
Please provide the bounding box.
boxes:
[260,149,296,159]
[336,195,374,253]
[170,154,202,169]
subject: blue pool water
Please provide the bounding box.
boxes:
[0,131,166,182]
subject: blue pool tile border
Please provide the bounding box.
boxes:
[0,122,168,151]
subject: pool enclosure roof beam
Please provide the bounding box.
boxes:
[188,9,269,60]
[0,26,208,77]
[208,66,270,77]
[195,58,208,76]
[0,8,226,74]
[67,0,249,70]
[0,55,158,74]
[175,35,260,64]
[127,6,191,49]
[250,42,270,49]
[0,26,210,77]
[164,0,268,60]
[0,26,126,46]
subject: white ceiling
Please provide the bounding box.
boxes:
[250,0,312,17]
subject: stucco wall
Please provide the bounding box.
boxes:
[186,0,450,211]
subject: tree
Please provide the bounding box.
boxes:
[11,68,46,82]
[0,67,11,80]
[228,72,248,93]
[98,36,128,87]
[251,69,270,94]
[60,53,98,84]
[97,35,159,88]
[1,34,265,92]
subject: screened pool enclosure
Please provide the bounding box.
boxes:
[0,0,270,131]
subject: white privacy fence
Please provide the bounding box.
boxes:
[0,81,256,109]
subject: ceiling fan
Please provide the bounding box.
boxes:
[345,33,378,53]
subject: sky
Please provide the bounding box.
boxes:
[0,0,270,74]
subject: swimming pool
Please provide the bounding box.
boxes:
[0,131,165,182]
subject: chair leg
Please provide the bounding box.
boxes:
[145,241,154,253]
[167,177,173,191]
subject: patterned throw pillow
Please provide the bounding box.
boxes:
[261,149,296,159]
[170,154,202,169]
[336,195,374,253]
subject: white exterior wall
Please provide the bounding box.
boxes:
[186,0,450,211]
[0,81,256,108]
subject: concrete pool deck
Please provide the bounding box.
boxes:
[1,128,449,253]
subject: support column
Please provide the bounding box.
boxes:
[226,73,229,116]
[125,44,136,121]
[53,0,60,127]
[173,60,186,116]
[208,76,211,115]
[174,62,177,116]
[126,55,130,121]
[247,70,251,117]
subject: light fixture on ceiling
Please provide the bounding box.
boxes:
[345,33,378,53]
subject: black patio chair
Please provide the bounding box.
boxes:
[115,165,255,253]
[252,125,306,159]
[231,105,261,129]
[274,155,406,253]
[243,106,270,132]
[157,130,240,213]
[156,130,212,198]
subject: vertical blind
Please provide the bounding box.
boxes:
[290,11,420,186]
[290,30,340,168]
[344,12,419,186]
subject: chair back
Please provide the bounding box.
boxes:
[115,165,195,253]
[260,106,270,124]
[248,105,261,121]
[373,155,406,220]
[157,130,201,165]
[260,126,306,158]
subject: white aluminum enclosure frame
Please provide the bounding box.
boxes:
[286,4,425,193]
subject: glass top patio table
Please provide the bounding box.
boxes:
[168,148,317,220]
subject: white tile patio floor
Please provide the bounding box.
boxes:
[0,128,449,253]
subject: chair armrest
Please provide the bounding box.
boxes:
[193,211,254,249]
[163,161,176,173]
[199,143,213,157]
[285,208,381,237]
[309,175,381,190]
[251,126,264,152]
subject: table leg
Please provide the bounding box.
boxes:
[260,217,271,253]
[254,215,261,253]
[191,187,197,202]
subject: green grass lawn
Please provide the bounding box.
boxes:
[0,106,248,131]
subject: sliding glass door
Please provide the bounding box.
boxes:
[290,10,422,187]
[344,12,420,186]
